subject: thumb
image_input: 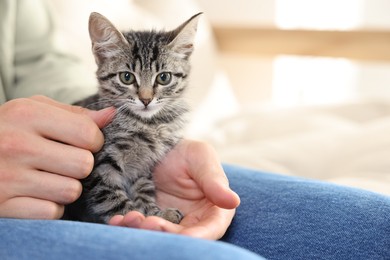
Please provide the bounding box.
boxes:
[202,168,241,210]
[187,142,240,209]
[84,107,116,129]
[30,95,115,129]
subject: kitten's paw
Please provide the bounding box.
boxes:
[159,208,183,224]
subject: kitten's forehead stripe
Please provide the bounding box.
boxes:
[131,42,139,58]
[152,46,159,63]
[130,62,136,72]
[125,31,170,73]
[152,45,159,57]
[155,62,160,72]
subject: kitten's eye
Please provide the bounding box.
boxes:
[156,72,172,85]
[119,72,135,85]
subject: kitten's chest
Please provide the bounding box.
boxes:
[98,118,180,180]
[106,117,179,141]
[103,116,182,159]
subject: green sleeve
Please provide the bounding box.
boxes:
[6,0,97,104]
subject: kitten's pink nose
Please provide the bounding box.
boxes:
[140,98,152,107]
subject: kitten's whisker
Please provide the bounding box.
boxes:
[83,99,113,110]
[112,103,130,120]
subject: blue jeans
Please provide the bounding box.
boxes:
[1,165,389,259]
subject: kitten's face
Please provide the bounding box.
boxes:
[89,12,200,119]
[97,33,189,118]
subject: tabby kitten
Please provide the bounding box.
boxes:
[64,12,201,224]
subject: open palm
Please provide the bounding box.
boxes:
[109,140,240,240]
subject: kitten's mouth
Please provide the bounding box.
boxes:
[142,105,159,112]
[141,102,154,110]
[134,103,161,118]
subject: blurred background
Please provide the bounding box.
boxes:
[198,0,390,108]
[49,0,390,195]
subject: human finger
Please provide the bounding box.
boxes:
[29,137,94,179]
[12,169,82,205]
[108,215,125,226]
[138,216,184,234]
[107,212,181,234]
[130,210,234,240]
[0,196,64,219]
[108,211,146,227]
[186,141,240,209]
[4,98,104,152]
[30,95,115,129]
[179,208,236,240]
[0,129,94,179]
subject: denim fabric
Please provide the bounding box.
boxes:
[222,165,390,259]
[1,165,389,259]
[0,219,263,260]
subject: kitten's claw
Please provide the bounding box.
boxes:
[159,208,184,224]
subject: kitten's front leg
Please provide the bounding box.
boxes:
[156,208,184,224]
[131,176,183,224]
[85,173,183,224]
[85,180,135,223]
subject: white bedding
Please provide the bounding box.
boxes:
[194,100,390,195]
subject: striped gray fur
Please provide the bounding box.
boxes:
[64,12,201,224]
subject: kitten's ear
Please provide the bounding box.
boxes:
[89,12,128,64]
[168,13,202,59]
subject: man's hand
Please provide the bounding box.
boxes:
[109,140,240,240]
[0,96,114,219]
